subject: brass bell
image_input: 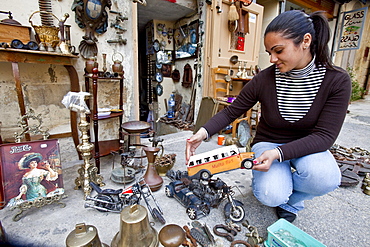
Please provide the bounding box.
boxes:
[111,204,159,247]
[65,223,108,247]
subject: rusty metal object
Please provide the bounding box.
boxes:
[230,240,252,247]
[213,224,237,242]
[330,144,370,189]
[183,226,197,247]
[241,220,264,245]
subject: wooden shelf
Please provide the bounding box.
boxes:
[0,48,80,158]
[85,70,124,173]
[92,139,121,158]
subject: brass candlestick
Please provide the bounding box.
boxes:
[74,101,104,199]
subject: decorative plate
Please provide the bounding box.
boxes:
[156,84,163,96]
[237,120,251,147]
[153,39,160,52]
[155,72,163,83]
[156,61,163,69]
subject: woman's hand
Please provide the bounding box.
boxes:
[185,128,208,163]
[252,149,279,172]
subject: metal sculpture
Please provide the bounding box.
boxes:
[71,0,112,58]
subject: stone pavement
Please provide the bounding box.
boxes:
[1,96,370,247]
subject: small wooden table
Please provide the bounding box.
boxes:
[0,48,80,152]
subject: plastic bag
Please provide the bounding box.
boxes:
[61,92,91,113]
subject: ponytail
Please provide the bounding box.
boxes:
[309,11,334,69]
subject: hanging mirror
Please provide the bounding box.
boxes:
[72,0,112,58]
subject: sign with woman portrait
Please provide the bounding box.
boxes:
[0,139,64,209]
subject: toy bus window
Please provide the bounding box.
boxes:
[204,157,210,162]
[189,161,195,167]
[221,152,229,158]
[230,150,237,155]
[196,159,202,165]
[213,154,218,160]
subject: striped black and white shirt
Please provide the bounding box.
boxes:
[276,58,326,122]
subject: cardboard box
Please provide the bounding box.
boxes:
[0,23,31,44]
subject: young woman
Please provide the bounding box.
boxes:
[15,153,58,201]
[186,10,351,222]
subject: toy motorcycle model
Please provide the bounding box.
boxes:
[166,170,245,222]
[208,178,245,222]
[85,178,166,224]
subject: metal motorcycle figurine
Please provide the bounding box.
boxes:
[85,178,166,224]
[166,170,245,222]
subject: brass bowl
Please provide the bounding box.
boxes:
[155,162,175,177]
[158,224,185,247]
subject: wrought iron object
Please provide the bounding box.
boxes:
[71,0,112,58]
[10,193,66,222]
[107,32,127,45]
[183,225,198,247]
[66,223,108,247]
[230,240,252,247]
[14,108,50,143]
[111,204,159,247]
[109,10,128,31]
[241,220,264,245]
[362,173,370,195]
[213,224,237,242]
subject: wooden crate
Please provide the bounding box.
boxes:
[0,23,31,44]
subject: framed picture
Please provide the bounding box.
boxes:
[0,139,64,209]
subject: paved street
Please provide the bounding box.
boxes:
[1,96,369,247]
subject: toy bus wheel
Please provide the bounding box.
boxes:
[186,206,197,220]
[200,171,211,180]
[165,185,174,197]
[152,208,166,224]
[241,158,254,169]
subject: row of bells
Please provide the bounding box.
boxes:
[66,204,159,247]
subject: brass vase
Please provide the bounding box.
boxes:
[143,147,163,192]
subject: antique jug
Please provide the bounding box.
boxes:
[112,52,124,76]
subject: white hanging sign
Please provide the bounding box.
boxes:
[337,7,368,51]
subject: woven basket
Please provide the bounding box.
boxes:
[29,11,60,46]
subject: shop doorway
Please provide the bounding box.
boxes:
[136,0,196,122]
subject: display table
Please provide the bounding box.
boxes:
[0,48,80,152]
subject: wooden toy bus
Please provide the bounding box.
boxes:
[187,145,254,180]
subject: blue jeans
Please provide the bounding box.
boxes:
[251,142,341,214]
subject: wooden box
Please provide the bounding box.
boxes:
[0,23,31,44]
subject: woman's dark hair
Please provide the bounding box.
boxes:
[264,10,334,69]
